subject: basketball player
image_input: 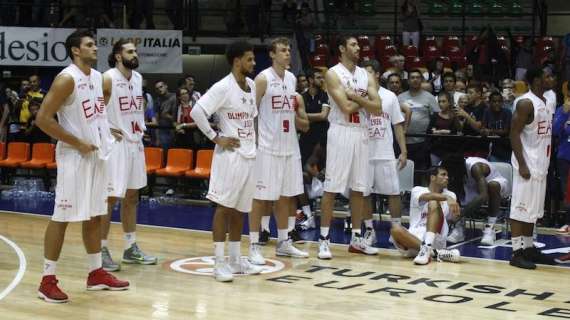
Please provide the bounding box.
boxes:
[509,67,556,269]
[361,60,408,247]
[100,39,157,272]
[248,38,310,265]
[190,40,262,282]
[318,35,381,260]
[36,30,129,303]
[448,157,510,246]
[390,166,461,265]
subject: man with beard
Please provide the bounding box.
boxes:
[99,39,157,271]
[190,40,263,281]
[36,29,129,303]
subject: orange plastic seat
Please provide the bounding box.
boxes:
[0,142,6,160]
[20,143,55,169]
[0,142,30,168]
[155,148,193,177]
[186,149,213,179]
[144,147,164,174]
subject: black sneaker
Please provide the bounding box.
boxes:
[510,249,536,270]
[259,229,270,246]
[289,229,305,244]
[524,247,556,265]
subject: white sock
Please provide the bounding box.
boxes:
[391,217,402,225]
[87,253,102,272]
[487,217,497,226]
[277,229,288,242]
[287,216,295,232]
[101,239,109,248]
[124,232,136,250]
[214,242,225,263]
[320,227,330,238]
[261,216,270,232]
[43,259,57,276]
[250,231,259,244]
[302,205,312,218]
[424,232,435,246]
[228,241,240,262]
[523,236,534,249]
[512,236,524,251]
[364,219,373,229]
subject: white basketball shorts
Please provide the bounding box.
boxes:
[371,159,400,196]
[207,148,256,213]
[510,173,547,224]
[253,150,304,201]
[52,144,109,222]
[324,124,370,194]
[107,139,147,198]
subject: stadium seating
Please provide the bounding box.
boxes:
[144,147,164,174]
[0,143,30,168]
[185,149,214,179]
[20,143,55,169]
[155,149,193,177]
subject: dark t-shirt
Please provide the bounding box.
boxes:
[483,108,512,160]
[300,89,329,144]
[462,102,488,154]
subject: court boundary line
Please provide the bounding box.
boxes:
[2,210,569,270]
[0,233,27,301]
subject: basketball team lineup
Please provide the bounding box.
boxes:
[1,30,570,320]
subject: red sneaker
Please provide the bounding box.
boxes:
[86,268,130,291]
[38,275,69,303]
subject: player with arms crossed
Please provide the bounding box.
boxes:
[36,30,129,303]
[318,35,381,259]
[190,41,263,281]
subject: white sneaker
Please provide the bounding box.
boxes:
[248,243,266,265]
[363,228,377,247]
[348,236,379,255]
[480,225,496,246]
[214,261,233,282]
[435,248,460,262]
[413,245,432,265]
[229,257,263,275]
[300,216,316,230]
[276,239,309,258]
[447,226,465,243]
[165,189,175,196]
[318,238,332,259]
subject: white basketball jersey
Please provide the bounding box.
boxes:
[57,64,113,160]
[511,91,554,177]
[465,157,502,182]
[409,186,456,230]
[196,73,257,159]
[328,63,369,128]
[368,86,404,160]
[257,67,298,156]
[104,68,145,142]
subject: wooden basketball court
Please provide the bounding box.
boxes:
[1,211,569,320]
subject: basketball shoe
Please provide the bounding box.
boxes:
[102,247,120,272]
[276,239,309,258]
[123,243,157,265]
[38,275,68,303]
[348,235,378,255]
[318,236,332,259]
[86,268,130,290]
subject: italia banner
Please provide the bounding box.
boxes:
[97,28,182,74]
[0,27,74,66]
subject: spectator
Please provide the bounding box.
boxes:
[297,73,308,94]
[5,88,22,142]
[500,79,516,111]
[398,69,439,173]
[174,87,198,149]
[0,89,9,142]
[129,0,155,29]
[454,83,488,157]
[455,80,467,93]
[514,38,533,81]
[455,70,467,83]
[299,69,329,166]
[24,97,51,143]
[143,93,157,146]
[465,64,475,84]
[440,72,464,105]
[421,80,433,93]
[482,92,511,162]
[154,81,177,152]
[400,0,421,47]
[20,74,45,125]
[428,91,461,166]
[382,55,408,83]
[427,57,445,94]
[181,74,202,105]
[387,73,404,95]
[18,79,30,98]
[554,93,570,233]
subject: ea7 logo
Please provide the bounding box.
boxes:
[169,256,286,276]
